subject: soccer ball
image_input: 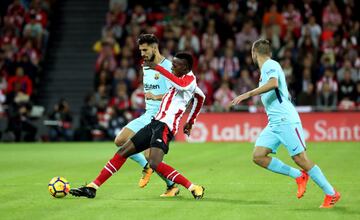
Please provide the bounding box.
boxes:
[48,176,70,198]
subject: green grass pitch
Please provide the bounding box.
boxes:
[0,142,359,220]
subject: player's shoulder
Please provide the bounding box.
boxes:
[159,58,172,69]
[261,59,280,74]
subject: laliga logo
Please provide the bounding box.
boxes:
[186,122,208,143]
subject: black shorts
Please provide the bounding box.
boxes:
[130,120,173,154]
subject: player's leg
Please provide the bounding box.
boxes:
[70,125,152,198]
[143,148,177,195]
[149,147,204,199]
[116,116,153,187]
[148,122,203,199]
[289,124,340,207]
[115,125,148,169]
[253,126,303,179]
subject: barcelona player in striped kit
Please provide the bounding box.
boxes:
[231,39,340,208]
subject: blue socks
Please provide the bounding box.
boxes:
[157,172,175,187]
[129,153,148,168]
[267,157,302,179]
[129,153,175,187]
[308,165,335,195]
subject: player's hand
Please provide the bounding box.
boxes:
[145,92,155,100]
[183,123,193,136]
[231,93,250,105]
[143,61,157,70]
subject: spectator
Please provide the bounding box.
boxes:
[197,72,213,107]
[218,47,240,79]
[178,28,200,54]
[130,4,146,26]
[337,59,358,82]
[235,20,259,52]
[282,3,302,30]
[300,16,321,48]
[130,83,145,117]
[201,21,220,50]
[75,94,99,141]
[338,70,357,102]
[322,0,342,31]
[48,100,73,141]
[213,81,236,112]
[93,29,120,55]
[95,42,117,73]
[298,83,316,106]
[107,107,128,139]
[198,48,219,72]
[233,69,255,105]
[317,68,338,94]
[316,82,337,111]
[7,66,33,96]
[6,104,37,141]
[23,12,43,48]
[109,82,130,111]
[94,84,110,109]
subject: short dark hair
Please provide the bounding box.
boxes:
[137,34,159,45]
[253,39,271,56]
[174,52,193,70]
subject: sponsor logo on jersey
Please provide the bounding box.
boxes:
[144,83,160,90]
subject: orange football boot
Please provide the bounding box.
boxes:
[296,170,309,199]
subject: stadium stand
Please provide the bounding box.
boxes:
[1,0,359,141]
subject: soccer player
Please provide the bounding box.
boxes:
[113,34,178,196]
[231,39,340,208]
[70,52,206,199]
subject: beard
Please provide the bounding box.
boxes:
[149,53,155,62]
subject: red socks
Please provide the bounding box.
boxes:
[93,153,127,187]
[156,162,192,189]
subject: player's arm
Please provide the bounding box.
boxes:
[184,87,206,136]
[231,77,278,105]
[151,64,195,91]
[145,92,164,101]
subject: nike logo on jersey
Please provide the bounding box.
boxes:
[292,146,299,151]
[156,139,162,143]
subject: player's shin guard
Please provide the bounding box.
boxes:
[156,162,192,189]
[308,165,335,195]
[93,153,127,187]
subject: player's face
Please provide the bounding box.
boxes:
[139,43,156,62]
[171,58,188,77]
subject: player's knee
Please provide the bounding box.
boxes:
[292,153,307,164]
[148,159,159,170]
[252,154,264,165]
[114,135,126,147]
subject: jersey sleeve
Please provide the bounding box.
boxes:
[186,86,205,125]
[263,61,278,79]
[154,65,195,91]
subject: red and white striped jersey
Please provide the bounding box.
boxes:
[154,65,205,135]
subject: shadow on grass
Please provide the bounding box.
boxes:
[292,206,359,215]
[107,196,271,206]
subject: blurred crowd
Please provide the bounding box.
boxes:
[1,0,359,142]
[91,0,360,120]
[0,0,54,141]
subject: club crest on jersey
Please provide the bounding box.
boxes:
[154,73,160,80]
